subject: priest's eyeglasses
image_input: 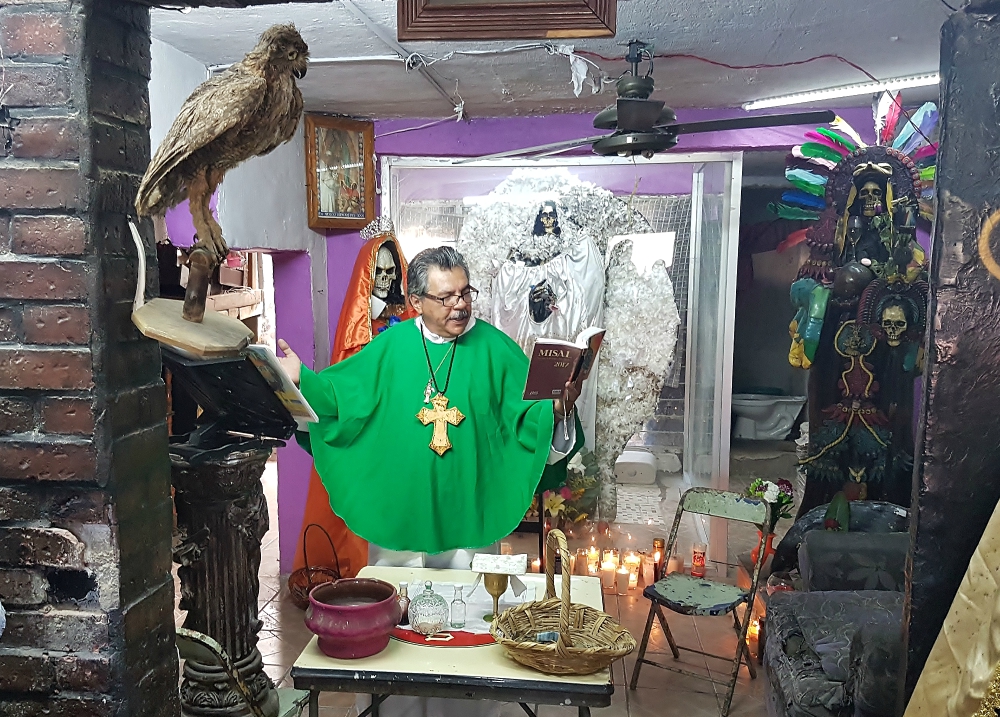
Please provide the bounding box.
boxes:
[424,286,479,307]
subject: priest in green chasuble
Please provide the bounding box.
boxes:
[278,246,582,568]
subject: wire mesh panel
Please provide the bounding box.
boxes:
[393,194,694,455]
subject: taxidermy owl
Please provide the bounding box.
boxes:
[135,23,309,262]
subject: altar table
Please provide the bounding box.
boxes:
[291,566,615,717]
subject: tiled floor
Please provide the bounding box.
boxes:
[176,457,771,717]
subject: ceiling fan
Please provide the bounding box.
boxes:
[467,40,835,162]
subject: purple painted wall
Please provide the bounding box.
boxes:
[164,194,218,250]
[327,231,368,348]
[270,251,317,571]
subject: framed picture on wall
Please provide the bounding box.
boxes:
[305,114,375,231]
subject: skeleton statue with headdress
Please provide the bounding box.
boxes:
[777,92,937,513]
[458,169,680,521]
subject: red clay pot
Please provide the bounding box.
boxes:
[305,578,401,659]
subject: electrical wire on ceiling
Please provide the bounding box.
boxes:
[575,48,934,146]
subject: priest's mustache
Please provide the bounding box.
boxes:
[450,310,470,320]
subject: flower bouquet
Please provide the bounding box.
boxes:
[746,478,794,564]
[746,477,795,531]
[528,450,601,531]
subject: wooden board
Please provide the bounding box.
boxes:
[132,297,253,359]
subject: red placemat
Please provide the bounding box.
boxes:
[391,628,495,647]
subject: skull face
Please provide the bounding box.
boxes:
[858,181,884,217]
[373,246,397,299]
[881,305,907,347]
[534,202,560,237]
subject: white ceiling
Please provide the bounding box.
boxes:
[151,0,948,119]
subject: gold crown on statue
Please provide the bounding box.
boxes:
[359,216,396,242]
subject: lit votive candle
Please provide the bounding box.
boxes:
[603,549,620,569]
[616,566,630,595]
[531,558,541,573]
[587,546,600,571]
[601,561,616,590]
[629,570,639,589]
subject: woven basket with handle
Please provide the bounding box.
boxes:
[490,529,636,675]
[288,523,341,610]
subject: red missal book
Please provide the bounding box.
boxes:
[523,327,606,400]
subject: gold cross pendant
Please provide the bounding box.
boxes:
[416,393,465,456]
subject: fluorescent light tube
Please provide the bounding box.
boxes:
[742,73,939,111]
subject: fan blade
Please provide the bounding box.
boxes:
[454,134,607,163]
[670,110,837,136]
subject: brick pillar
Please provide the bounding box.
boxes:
[0,2,178,716]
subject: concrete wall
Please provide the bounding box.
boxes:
[733,244,810,397]
[149,39,205,151]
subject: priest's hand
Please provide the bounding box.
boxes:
[276,339,302,387]
[553,379,581,419]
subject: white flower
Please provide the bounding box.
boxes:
[568,453,584,470]
[763,482,780,503]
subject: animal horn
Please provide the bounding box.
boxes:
[129,219,146,313]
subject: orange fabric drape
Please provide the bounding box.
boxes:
[292,233,414,578]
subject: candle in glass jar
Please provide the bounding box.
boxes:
[602,549,620,568]
[691,542,707,578]
[629,570,639,589]
[531,558,542,573]
[641,556,655,585]
[587,546,600,570]
[600,561,616,590]
[575,548,589,576]
[616,566,629,595]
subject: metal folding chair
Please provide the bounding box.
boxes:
[628,487,771,716]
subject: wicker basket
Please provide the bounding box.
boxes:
[288,524,342,610]
[490,529,636,675]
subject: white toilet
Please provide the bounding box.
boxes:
[731,394,806,440]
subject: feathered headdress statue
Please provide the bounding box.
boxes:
[770,91,938,225]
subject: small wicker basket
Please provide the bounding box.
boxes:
[288,523,341,610]
[490,529,636,676]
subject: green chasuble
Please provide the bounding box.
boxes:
[299,318,578,554]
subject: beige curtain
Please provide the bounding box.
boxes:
[906,498,1000,717]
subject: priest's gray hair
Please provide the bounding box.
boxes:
[407,245,470,297]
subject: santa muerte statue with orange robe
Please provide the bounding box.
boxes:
[292,217,415,579]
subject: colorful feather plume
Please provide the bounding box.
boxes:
[831,116,867,148]
[874,90,901,145]
[791,146,838,170]
[800,141,846,164]
[782,189,826,209]
[804,132,850,156]
[895,102,939,155]
[912,143,938,161]
[816,127,857,153]
[772,90,937,226]
[777,228,810,253]
[769,203,821,221]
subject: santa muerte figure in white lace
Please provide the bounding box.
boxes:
[458,169,680,520]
